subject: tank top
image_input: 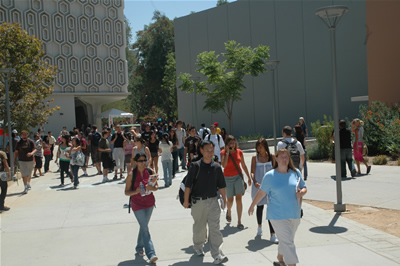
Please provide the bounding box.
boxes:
[251,155,273,205]
[125,141,134,155]
[59,146,71,162]
[356,127,364,142]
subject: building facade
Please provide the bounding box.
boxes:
[174,0,383,137]
[0,0,129,134]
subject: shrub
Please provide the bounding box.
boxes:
[359,101,400,156]
[397,158,400,166]
[307,144,326,160]
[372,155,387,165]
[238,133,263,142]
[310,115,334,159]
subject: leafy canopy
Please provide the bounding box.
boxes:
[0,22,59,133]
[178,40,270,133]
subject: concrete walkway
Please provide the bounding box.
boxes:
[1,150,399,265]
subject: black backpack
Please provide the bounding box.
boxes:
[91,131,101,146]
[282,139,301,169]
[202,127,210,139]
[178,162,201,208]
[128,167,153,213]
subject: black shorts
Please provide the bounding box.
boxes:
[101,152,114,169]
[34,156,43,169]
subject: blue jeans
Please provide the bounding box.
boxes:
[340,148,355,177]
[133,206,156,260]
[44,154,51,172]
[70,165,80,187]
[303,149,308,178]
[177,147,186,169]
[162,160,172,187]
[171,150,178,176]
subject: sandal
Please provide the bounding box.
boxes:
[273,261,286,266]
[237,224,244,230]
[226,213,231,223]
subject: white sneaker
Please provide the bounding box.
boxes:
[22,188,28,194]
[27,184,31,189]
[102,177,110,183]
[213,254,228,264]
[194,249,204,256]
[270,234,279,244]
[257,227,263,236]
[150,256,158,263]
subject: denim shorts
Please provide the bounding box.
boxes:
[224,174,244,198]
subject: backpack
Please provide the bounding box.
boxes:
[128,167,154,213]
[178,162,201,208]
[91,131,101,146]
[282,139,300,169]
[207,134,221,148]
[202,127,210,139]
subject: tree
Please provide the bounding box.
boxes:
[130,11,175,121]
[216,0,229,6]
[178,40,270,134]
[0,22,59,135]
[161,52,178,121]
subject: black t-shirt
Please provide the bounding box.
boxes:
[339,128,352,149]
[142,131,151,143]
[15,138,36,161]
[148,139,160,153]
[111,132,124,148]
[185,160,226,198]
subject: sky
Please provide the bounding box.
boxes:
[124,0,235,43]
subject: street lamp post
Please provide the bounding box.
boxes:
[315,5,348,212]
[0,68,16,179]
[265,61,280,154]
[189,77,199,127]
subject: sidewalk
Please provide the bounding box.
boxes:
[1,151,399,266]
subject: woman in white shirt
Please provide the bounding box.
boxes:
[158,133,173,187]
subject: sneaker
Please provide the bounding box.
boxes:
[149,256,158,263]
[257,227,263,236]
[270,234,279,244]
[367,165,371,174]
[102,177,110,183]
[351,169,357,178]
[137,250,145,257]
[27,183,31,189]
[213,254,228,264]
[22,188,28,194]
[0,206,10,211]
[194,249,204,256]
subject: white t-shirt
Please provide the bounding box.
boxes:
[277,137,305,155]
[159,141,173,161]
[176,128,186,149]
[205,133,225,161]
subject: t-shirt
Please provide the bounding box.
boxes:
[49,136,56,145]
[148,139,160,154]
[277,138,305,155]
[141,131,151,144]
[220,149,243,177]
[15,138,36,161]
[260,169,306,220]
[35,139,43,157]
[130,168,155,212]
[205,134,225,161]
[176,128,186,149]
[185,135,201,155]
[185,160,226,198]
[111,132,124,148]
[98,138,110,153]
[80,138,88,153]
[0,151,7,172]
[339,128,352,149]
[159,141,172,161]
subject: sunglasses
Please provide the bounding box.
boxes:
[137,159,147,163]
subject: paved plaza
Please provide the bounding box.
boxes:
[1,149,399,265]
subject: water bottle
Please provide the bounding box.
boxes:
[139,182,146,196]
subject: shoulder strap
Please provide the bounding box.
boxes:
[229,153,243,178]
[217,134,221,145]
[207,134,211,141]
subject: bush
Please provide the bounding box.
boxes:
[359,101,400,156]
[372,155,387,165]
[310,115,334,159]
[397,158,400,166]
[307,144,326,160]
[238,133,263,142]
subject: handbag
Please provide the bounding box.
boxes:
[0,172,9,182]
[228,153,247,194]
[72,151,85,166]
[362,143,368,156]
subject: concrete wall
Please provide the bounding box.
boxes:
[175,0,368,137]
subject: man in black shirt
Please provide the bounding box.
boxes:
[111,124,125,180]
[184,127,201,166]
[334,120,356,178]
[184,140,228,264]
[141,124,151,145]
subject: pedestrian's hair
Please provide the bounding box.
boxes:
[201,123,205,127]
[72,137,80,146]
[92,125,97,130]
[339,120,346,128]
[255,138,272,162]
[189,126,196,132]
[352,118,364,127]
[133,152,147,162]
[200,140,215,149]
[225,135,238,150]
[48,131,52,134]
[294,125,303,138]
[102,130,108,137]
[282,126,292,136]
[134,136,145,145]
[78,131,84,136]
[61,134,70,143]
[162,133,170,145]
[273,149,297,173]
[176,120,182,125]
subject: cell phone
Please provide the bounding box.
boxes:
[229,147,233,150]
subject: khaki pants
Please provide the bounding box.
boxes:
[270,219,301,265]
[191,197,223,258]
